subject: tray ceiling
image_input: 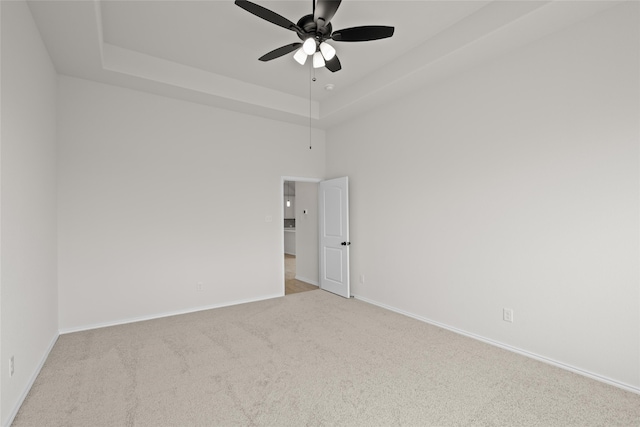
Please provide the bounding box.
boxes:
[27,0,618,128]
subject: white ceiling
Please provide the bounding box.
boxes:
[27,0,619,128]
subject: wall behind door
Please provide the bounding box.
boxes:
[294,182,319,286]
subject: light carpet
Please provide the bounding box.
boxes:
[13,290,640,426]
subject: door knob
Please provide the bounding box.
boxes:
[341,242,351,246]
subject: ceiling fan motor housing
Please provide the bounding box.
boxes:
[296,14,332,43]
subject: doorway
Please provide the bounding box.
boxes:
[284,254,317,294]
[281,177,321,295]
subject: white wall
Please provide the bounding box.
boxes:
[284,230,296,255]
[326,3,639,389]
[294,182,319,286]
[57,76,325,331]
[0,1,59,424]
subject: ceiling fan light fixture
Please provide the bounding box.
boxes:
[319,42,336,60]
[302,38,316,55]
[293,48,308,65]
[312,51,325,68]
[234,0,395,73]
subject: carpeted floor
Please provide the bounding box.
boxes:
[12,290,640,426]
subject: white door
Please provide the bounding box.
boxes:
[319,176,350,298]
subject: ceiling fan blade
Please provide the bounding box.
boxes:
[235,0,301,33]
[325,55,341,72]
[332,26,395,42]
[259,43,302,62]
[314,0,341,26]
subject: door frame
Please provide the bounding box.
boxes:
[280,176,322,296]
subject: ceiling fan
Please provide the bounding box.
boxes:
[234,0,395,72]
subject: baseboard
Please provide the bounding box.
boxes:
[294,275,319,287]
[353,294,640,396]
[59,293,283,335]
[3,333,59,427]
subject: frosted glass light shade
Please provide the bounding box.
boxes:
[313,51,325,68]
[319,42,336,60]
[302,38,316,55]
[286,200,291,207]
[293,48,308,65]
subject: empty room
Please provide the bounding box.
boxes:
[2,0,639,425]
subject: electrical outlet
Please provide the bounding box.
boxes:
[359,275,365,284]
[10,356,14,377]
[196,282,204,292]
[503,308,514,323]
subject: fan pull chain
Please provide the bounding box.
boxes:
[309,65,316,150]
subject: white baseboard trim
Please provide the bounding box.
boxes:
[4,333,59,427]
[353,294,640,396]
[59,293,283,335]
[294,275,319,287]
[284,251,296,256]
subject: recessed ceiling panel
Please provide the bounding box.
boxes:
[100,1,489,102]
[27,0,616,127]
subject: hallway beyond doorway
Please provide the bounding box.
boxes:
[284,254,317,295]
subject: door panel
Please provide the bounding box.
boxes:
[324,247,343,283]
[319,177,350,298]
[324,187,343,236]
